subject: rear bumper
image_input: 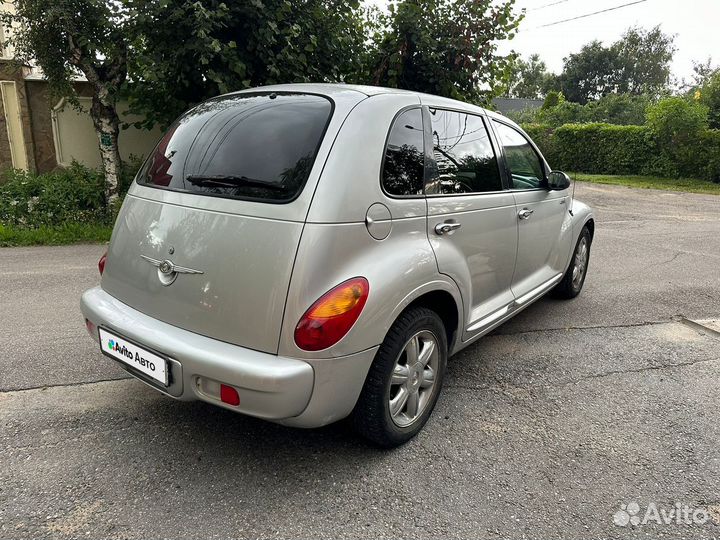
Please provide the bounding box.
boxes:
[80,287,376,427]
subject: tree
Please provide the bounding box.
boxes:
[613,26,674,95]
[558,40,620,104]
[697,71,720,129]
[682,59,720,129]
[500,53,554,99]
[691,58,717,86]
[558,26,674,104]
[127,0,368,129]
[2,0,130,205]
[366,0,522,104]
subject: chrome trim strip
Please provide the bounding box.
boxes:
[466,305,510,333]
[514,273,563,306]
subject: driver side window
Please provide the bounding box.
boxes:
[493,121,546,190]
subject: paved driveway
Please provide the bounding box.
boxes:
[1,182,719,539]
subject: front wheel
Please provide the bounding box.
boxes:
[353,307,447,447]
[553,225,592,299]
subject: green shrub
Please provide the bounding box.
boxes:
[513,92,652,128]
[522,123,557,164]
[0,156,144,232]
[699,130,720,183]
[646,97,708,146]
[698,71,720,130]
[645,97,710,178]
[0,161,109,228]
[536,100,586,127]
[541,91,564,110]
[550,123,654,175]
[504,107,541,125]
[584,93,651,126]
[521,120,720,182]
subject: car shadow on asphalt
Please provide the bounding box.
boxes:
[139,298,560,461]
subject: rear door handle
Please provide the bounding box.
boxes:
[434,221,462,235]
[518,208,534,220]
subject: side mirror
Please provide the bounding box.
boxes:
[548,171,571,191]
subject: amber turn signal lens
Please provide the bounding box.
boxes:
[294,277,369,351]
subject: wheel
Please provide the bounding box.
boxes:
[353,307,447,447]
[552,225,592,299]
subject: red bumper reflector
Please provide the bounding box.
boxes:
[85,318,97,337]
[220,384,240,406]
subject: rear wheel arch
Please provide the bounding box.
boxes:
[400,290,460,353]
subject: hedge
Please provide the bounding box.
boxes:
[0,159,141,229]
[699,130,720,182]
[522,122,720,182]
[0,162,109,228]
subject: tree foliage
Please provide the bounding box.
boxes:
[557,26,674,104]
[557,41,618,104]
[508,92,652,127]
[125,0,522,127]
[499,53,553,99]
[694,69,720,129]
[613,26,674,95]
[366,0,522,104]
[126,0,368,129]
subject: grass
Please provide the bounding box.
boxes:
[0,222,112,247]
[572,173,720,195]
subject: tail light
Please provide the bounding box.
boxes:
[294,277,369,351]
[98,251,108,276]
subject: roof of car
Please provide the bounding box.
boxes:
[237,82,496,108]
[235,82,419,97]
[229,82,515,126]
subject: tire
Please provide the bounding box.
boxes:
[552,225,592,299]
[353,307,447,448]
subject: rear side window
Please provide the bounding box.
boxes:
[137,93,332,202]
[426,109,502,195]
[382,108,425,196]
[493,121,546,189]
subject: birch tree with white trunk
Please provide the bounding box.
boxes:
[2,0,129,207]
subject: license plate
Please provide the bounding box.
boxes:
[98,328,168,386]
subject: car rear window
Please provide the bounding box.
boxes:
[136,93,333,203]
[382,108,425,196]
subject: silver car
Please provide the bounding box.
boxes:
[81,84,594,447]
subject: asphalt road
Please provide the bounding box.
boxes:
[1,182,719,539]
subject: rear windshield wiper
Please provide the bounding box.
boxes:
[186,175,289,191]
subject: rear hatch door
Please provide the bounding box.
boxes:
[101,91,340,353]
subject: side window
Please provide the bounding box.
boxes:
[426,108,502,195]
[493,121,546,189]
[382,108,425,196]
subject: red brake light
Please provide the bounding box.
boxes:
[294,277,369,351]
[98,251,108,276]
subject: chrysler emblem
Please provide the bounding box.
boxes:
[141,255,203,286]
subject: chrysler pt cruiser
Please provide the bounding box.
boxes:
[81,84,594,447]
